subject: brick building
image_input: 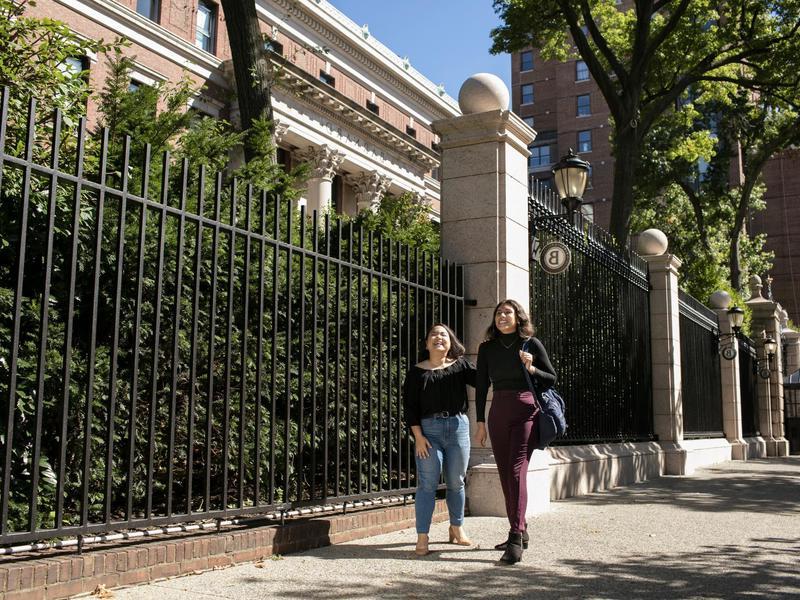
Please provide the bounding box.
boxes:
[24,0,459,217]
[511,47,800,323]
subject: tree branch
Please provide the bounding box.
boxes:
[637,0,692,76]
[556,0,626,123]
[677,179,712,252]
[575,0,628,83]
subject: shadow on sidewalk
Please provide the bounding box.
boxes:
[565,457,800,516]
[253,536,800,599]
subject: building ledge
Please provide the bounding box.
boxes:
[225,52,440,171]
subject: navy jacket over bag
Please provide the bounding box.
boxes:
[521,338,567,449]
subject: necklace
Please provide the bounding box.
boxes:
[499,336,517,350]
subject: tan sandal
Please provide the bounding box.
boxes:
[448,525,472,546]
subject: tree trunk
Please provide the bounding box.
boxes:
[728,177,756,291]
[609,127,640,246]
[219,0,274,162]
[729,230,742,290]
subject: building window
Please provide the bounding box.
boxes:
[576,60,589,81]
[578,130,592,152]
[62,56,89,83]
[265,39,283,56]
[129,79,143,93]
[520,50,534,72]
[577,94,591,116]
[136,0,160,21]
[406,125,417,138]
[319,71,335,87]
[523,116,534,128]
[366,99,380,115]
[195,1,216,54]
[529,145,551,168]
[521,84,534,105]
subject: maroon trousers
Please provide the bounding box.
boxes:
[488,389,540,533]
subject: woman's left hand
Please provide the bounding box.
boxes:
[519,350,534,372]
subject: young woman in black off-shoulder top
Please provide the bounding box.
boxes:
[403,323,476,556]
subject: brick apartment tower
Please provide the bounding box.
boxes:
[511,45,800,323]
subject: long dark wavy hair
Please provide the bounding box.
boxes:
[485,299,535,340]
[419,323,466,360]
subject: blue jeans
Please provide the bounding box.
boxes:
[414,413,471,534]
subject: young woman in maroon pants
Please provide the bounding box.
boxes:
[474,299,556,564]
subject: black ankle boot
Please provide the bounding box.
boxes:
[494,526,529,550]
[499,532,524,564]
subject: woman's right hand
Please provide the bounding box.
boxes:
[414,434,432,459]
[474,422,488,447]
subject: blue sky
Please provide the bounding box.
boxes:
[329,0,511,102]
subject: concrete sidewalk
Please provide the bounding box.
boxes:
[113,458,800,600]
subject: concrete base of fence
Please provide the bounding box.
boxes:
[744,436,769,458]
[0,500,448,600]
[661,438,733,475]
[547,442,664,499]
[729,439,749,461]
[466,451,552,517]
[766,437,790,457]
[466,442,667,516]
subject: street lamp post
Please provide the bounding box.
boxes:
[551,148,591,217]
[529,149,591,272]
[719,306,745,360]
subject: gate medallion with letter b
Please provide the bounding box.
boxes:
[539,241,572,274]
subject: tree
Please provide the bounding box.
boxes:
[635,73,800,291]
[218,0,276,163]
[356,193,441,254]
[491,0,800,244]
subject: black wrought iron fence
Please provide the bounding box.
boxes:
[529,181,653,444]
[738,335,760,437]
[678,291,723,437]
[0,90,464,546]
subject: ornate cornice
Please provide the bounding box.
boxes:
[260,55,439,172]
[267,0,460,119]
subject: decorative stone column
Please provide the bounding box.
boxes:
[434,73,546,516]
[637,230,688,474]
[746,275,790,457]
[782,308,800,376]
[295,145,345,214]
[345,171,391,213]
[710,290,748,460]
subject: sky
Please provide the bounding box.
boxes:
[328,0,511,102]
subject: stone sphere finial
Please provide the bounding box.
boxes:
[749,274,763,299]
[635,228,668,256]
[458,73,510,114]
[709,290,731,310]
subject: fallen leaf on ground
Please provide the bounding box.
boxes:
[91,584,114,598]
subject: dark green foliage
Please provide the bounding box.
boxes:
[356,192,440,254]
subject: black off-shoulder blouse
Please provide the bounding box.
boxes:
[402,357,477,427]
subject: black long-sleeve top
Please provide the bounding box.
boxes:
[402,357,477,427]
[475,333,556,422]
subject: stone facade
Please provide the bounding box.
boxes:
[25,0,458,219]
